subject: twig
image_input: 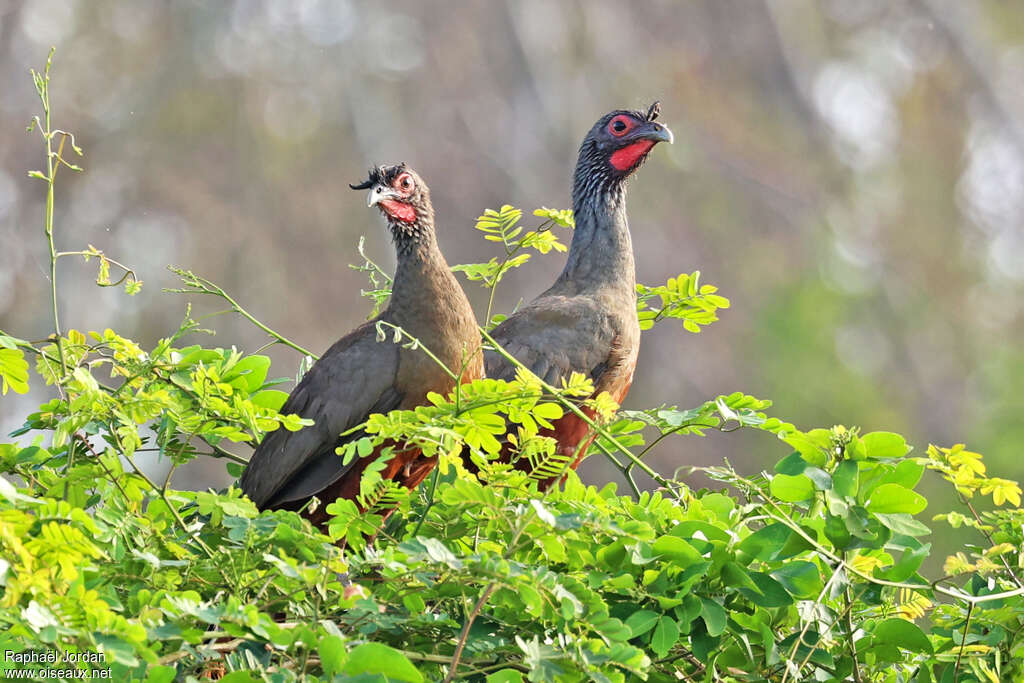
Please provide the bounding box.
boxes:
[781,562,844,683]
[165,267,317,359]
[411,466,441,538]
[26,48,77,396]
[56,249,141,288]
[72,432,131,502]
[157,638,247,665]
[844,585,863,683]
[442,480,560,680]
[375,321,458,382]
[442,583,497,683]
[954,600,975,679]
[958,493,1024,588]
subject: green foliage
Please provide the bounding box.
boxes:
[0,334,31,395]
[3,52,1024,683]
[452,205,572,327]
[636,271,730,333]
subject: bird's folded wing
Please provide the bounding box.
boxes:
[240,321,402,508]
[484,296,617,387]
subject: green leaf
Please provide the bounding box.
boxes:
[342,643,423,682]
[0,347,30,395]
[698,492,735,521]
[833,459,859,498]
[533,207,575,228]
[875,542,931,582]
[223,355,271,392]
[319,634,347,675]
[143,666,177,683]
[784,429,830,466]
[651,535,703,568]
[770,474,815,502]
[866,483,927,514]
[218,673,260,683]
[774,451,808,475]
[668,520,731,543]
[803,466,833,491]
[730,569,794,607]
[878,459,926,490]
[862,431,910,459]
[770,561,823,599]
[0,334,24,350]
[871,618,933,654]
[251,389,290,412]
[487,671,526,683]
[736,523,791,562]
[700,597,727,636]
[873,513,930,537]
[625,609,660,638]
[650,616,679,658]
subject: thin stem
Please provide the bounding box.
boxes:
[55,250,141,288]
[482,219,554,326]
[443,584,497,682]
[118,436,223,571]
[165,268,317,359]
[781,563,844,683]
[845,585,863,683]
[375,321,458,382]
[411,466,441,538]
[72,433,131,502]
[628,421,721,471]
[36,53,67,385]
[954,601,975,679]
[959,493,1024,587]
[455,661,529,679]
[443,484,554,680]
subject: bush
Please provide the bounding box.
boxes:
[2,50,1023,683]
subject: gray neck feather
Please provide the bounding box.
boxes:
[555,157,636,293]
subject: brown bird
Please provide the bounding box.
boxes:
[485,102,672,487]
[240,163,482,524]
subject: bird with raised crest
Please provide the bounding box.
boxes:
[240,163,482,525]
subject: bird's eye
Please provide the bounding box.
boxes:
[396,173,413,191]
[608,115,632,137]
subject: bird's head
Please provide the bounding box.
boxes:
[350,163,433,235]
[576,101,673,186]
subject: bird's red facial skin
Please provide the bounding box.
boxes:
[379,199,416,223]
[609,140,656,171]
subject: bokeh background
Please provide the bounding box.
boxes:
[1,1,1022,530]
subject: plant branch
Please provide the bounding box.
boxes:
[165,267,317,359]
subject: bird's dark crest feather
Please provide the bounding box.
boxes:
[348,162,408,191]
[645,101,661,122]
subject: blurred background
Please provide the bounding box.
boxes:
[0,1,1022,526]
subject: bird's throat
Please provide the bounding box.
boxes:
[380,200,416,223]
[609,140,655,171]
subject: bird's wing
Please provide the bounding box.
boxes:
[240,320,402,508]
[484,295,618,387]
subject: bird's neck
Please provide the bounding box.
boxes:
[556,176,635,294]
[387,220,456,324]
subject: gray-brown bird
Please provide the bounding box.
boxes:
[485,103,672,487]
[240,163,482,524]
